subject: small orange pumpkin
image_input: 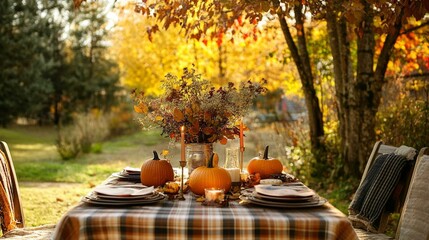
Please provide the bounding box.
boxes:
[188,153,231,196]
[247,146,283,179]
[141,151,174,187]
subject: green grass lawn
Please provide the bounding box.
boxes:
[19,183,90,227]
[0,125,354,228]
[1,125,172,226]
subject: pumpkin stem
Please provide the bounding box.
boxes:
[263,146,269,160]
[153,151,160,160]
[207,153,215,168]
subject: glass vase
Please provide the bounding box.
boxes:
[186,143,213,176]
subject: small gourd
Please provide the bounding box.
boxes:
[247,146,283,179]
[140,151,174,187]
[163,181,180,194]
[188,153,231,196]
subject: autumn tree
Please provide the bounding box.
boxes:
[0,0,121,126]
[74,0,429,177]
[320,1,428,175]
[60,1,121,119]
[110,2,298,96]
[0,0,65,126]
[376,23,429,151]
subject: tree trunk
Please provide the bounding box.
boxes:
[326,11,352,175]
[326,2,404,177]
[277,3,325,153]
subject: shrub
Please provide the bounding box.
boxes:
[272,118,343,186]
[90,142,103,154]
[57,126,81,160]
[107,103,139,136]
[271,119,314,184]
[377,98,429,150]
[56,110,110,160]
[74,110,109,153]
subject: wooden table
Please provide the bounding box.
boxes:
[52,175,358,240]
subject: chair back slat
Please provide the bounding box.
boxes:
[0,141,25,229]
[350,141,418,234]
[359,141,397,187]
[395,147,429,240]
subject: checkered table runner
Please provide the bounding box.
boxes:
[53,192,357,240]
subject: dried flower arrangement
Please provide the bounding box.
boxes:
[132,67,266,144]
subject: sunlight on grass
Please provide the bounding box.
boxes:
[15,161,137,184]
[1,126,172,226]
[0,126,56,145]
[12,144,58,162]
[13,144,55,150]
[20,183,91,227]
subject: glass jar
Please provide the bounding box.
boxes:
[186,143,213,176]
[224,147,240,169]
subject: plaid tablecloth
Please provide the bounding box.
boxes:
[53,187,357,240]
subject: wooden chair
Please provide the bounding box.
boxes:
[395,147,429,240]
[1,141,54,239]
[0,141,25,232]
[351,141,418,239]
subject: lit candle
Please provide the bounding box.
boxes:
[181,126,185,162]
[227,168,241,183]
[204,188,225,202]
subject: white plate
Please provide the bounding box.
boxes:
[106,182,147,188]
[86,191,164,201]
[82,194,165,206]
[94,185,154,197]
[240,195,327,208]
[254,184,315,198]
[90,192,159,200]
[252,191,314,202]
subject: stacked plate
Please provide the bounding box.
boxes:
[82,185,165,206]
[240,183,327,208]
[111,166,141,182]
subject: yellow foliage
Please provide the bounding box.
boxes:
[134,103,148,113]
[109,1,302,97]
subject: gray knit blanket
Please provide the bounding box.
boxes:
[348,153,408,232]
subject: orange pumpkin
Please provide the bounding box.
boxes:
[188,153,231,196]
[247,146,283,179]
[141,151,174,187]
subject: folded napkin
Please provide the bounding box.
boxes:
[94,185,154,196]
[349,153,407,232]
[254,184,314,198]
[123,166,141,175]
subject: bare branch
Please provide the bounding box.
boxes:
[374,7,404,84]
[400,20,429,35]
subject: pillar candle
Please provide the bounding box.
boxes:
[227,168,241,183]
[181,126,185,162]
